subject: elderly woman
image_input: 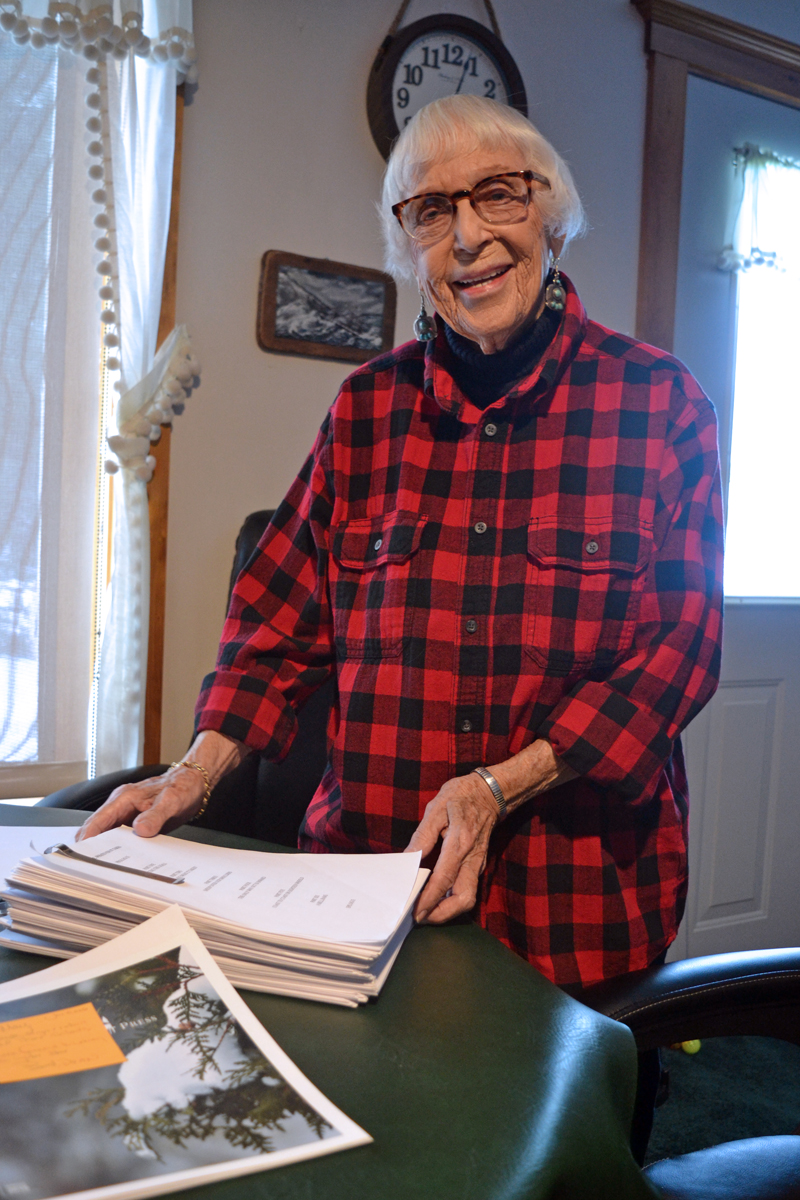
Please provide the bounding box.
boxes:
[81,95,723,996]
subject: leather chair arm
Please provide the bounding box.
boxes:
[36,765,168,810]
[565,948,800,1050]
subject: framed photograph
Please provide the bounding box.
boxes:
[257,250,397,364]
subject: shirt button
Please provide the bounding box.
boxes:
[465,619,478,633]
[460,719,473,733]
[484,422,497,437]
[373,538,382,550]
[474,521,487,534]
[585,539,599,555]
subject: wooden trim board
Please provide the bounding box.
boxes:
[143,85,184,765]
[636,51,688,353]
[633,0,800,77]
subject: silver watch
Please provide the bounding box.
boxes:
[472,766,507,819]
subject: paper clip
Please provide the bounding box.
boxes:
[44,843,185,885]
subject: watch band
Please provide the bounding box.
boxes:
[472,766,507,819]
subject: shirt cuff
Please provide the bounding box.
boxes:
[539,679,673,801]
[195,670,299,760]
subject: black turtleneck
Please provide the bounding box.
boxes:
[443,303,561,409]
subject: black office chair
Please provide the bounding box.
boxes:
[39,510,800,1199]
[575,952,800,1198]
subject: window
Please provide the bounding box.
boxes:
[0,46,58,763]
[1,5,196,798]
[0,41,99,797]
[723,148,800,599]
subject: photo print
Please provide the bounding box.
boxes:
[0,907,369,1200]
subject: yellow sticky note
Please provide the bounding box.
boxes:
[0,1002,126,1084]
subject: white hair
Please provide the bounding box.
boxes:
[380,94,586,283]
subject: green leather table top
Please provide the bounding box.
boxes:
[0,804,659,1199]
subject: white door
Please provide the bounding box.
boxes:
[669,75,800,960]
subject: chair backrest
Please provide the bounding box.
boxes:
[228,509,276,612]
[200,509,334,847]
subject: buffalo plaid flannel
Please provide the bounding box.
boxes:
[196,275,723,986]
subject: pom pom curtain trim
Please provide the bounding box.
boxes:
[79,52,201,482]
[0,1,197,83]
[105,324,200,482]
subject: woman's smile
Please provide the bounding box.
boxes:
[452,263,513,294]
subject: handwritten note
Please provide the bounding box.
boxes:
[0,1002,125,1084]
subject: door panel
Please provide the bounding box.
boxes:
[701,682,777,915]
[681,609,800,956]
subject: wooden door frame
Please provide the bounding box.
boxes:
[632,0,800,353]
[143,84,184,764]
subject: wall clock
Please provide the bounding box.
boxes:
[367,10,528,160]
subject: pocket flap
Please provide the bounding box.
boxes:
[528,513,652,574]
[332,512,427,570]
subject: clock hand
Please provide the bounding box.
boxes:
[454,58,470,95]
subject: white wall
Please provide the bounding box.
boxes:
[160,0,799,760]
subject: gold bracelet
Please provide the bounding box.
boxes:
[170,760,212,822]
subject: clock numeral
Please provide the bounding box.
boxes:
[421,46,439,69]
[397,87,410,109]
[442,43,464,66]
[466,56,478,76]
[403,63,423,86]
[484,78,496,98]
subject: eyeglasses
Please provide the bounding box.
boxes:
[392,170,551,245]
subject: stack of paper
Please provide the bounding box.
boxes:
[0,827,428,1007]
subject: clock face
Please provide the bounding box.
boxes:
[392,31,509,132]
[367,15,527,160]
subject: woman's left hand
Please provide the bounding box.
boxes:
[405,773,499,924]
[405,739,577,924]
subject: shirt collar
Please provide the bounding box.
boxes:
[423,272,587,421]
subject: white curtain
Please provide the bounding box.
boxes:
[720,147,800,597]
[0,0,196,792]
[0,40,98,799]
[93,47,177,775]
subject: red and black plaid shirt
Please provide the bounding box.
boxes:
[197,276,723,987]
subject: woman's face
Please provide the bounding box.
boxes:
[407,146,561,354]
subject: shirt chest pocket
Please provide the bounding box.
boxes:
[525,513,653,675]
[331,512,427,659]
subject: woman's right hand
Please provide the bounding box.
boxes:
[75,766,206,841]
[75,731,247,841]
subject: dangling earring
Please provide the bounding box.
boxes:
[544,258,566,312]
[413,291,436,341]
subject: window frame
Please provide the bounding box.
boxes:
[632,0,800,356]
[142,83,185,765]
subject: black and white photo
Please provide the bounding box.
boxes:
[257,251,397,363]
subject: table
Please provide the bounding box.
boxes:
[0,804,658,1199]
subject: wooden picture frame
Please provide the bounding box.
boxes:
[257,250,397,364]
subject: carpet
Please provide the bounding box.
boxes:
[645,1035,800,1165]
